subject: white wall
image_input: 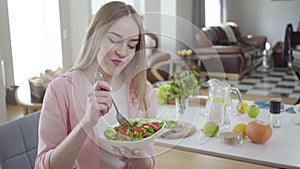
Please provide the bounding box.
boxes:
[227,0,300,47]
[0,0,14,86]
[176,0,194,49]
[143,0,161,32]
[59,0,91,70]
[144,0,195,54]
[160,0,176,53]
[58,0,73,70]
[0,53,7,123]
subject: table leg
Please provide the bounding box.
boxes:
[22,107,28,116]
[169,59,174,79]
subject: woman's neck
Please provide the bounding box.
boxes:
[82,62,112,85]
[97,66,112,84]
[99,67,126,91]
[82,63,125,90]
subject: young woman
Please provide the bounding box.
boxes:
[35,1,157,169]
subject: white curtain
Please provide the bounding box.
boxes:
[7,0,62,86]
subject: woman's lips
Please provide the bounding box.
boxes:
[111,59,124,67]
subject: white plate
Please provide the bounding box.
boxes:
[100,119,166,150]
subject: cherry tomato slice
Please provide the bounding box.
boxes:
[150,122,161,131]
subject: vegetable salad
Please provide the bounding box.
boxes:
[104,119,164,141]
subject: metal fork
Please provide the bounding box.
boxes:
[95,71,132,129]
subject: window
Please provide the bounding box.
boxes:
[205,0,227,27]
[7,0,62,85]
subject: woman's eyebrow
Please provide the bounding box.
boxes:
[108,32,139,41]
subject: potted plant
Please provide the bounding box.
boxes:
[157,70,202,116]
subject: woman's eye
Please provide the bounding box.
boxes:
[128,42,138,49]
[128,45,137,49]
[109,38,119,44]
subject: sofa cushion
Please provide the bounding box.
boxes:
[0,111,40,169]
[194,46,241,55]
[211,27,228,43]
[221,24,237,43]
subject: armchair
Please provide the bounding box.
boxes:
[145,32,171,84]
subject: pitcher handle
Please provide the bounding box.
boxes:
[231,87,242,109]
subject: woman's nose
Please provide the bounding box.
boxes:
[116,43,127,58]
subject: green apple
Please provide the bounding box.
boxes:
[247,104,260,118]
[201,121,219,137]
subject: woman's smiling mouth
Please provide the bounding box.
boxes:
[111,59,124,67]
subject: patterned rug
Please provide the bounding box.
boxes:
[201,67,300,100]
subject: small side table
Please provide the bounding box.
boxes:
[15,84,43,115]
[169,54,202,76]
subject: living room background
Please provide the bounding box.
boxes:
[0,0,299,87]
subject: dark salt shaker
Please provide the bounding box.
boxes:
[269,98,281,128]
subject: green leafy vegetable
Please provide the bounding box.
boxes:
[164,120,177,128]
[104,127,117,140]
[157,84,171,105]
[157,70,203,105]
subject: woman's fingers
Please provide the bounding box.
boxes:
[88,91,112,115]
[89,80,113,115]
[93,80,111,92]
[83,79,113,127]
[113,146,146,158]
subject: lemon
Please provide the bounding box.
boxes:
[236,101,248,113]
[202,121,219,137]
[186,49,193,56]
[212,97,225,103]
[232,123,246,138]
[177,50,182,56]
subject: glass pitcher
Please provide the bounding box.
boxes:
[205,79,242,129]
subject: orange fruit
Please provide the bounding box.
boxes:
[246,120,272,144]
[232,123,247,138]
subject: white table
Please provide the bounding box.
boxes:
[154,99,300,169]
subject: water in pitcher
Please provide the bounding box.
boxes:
[205,79,242,129]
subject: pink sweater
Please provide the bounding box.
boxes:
[35,69,157,169]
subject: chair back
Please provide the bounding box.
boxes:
[0,111,40,169]
[287,24,300,48]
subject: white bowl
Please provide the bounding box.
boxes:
[100,119,165,150]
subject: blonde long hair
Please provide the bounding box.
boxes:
[71,1,148,113]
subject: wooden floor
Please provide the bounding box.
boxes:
[154,146,276,169]
[6,105,24,122]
